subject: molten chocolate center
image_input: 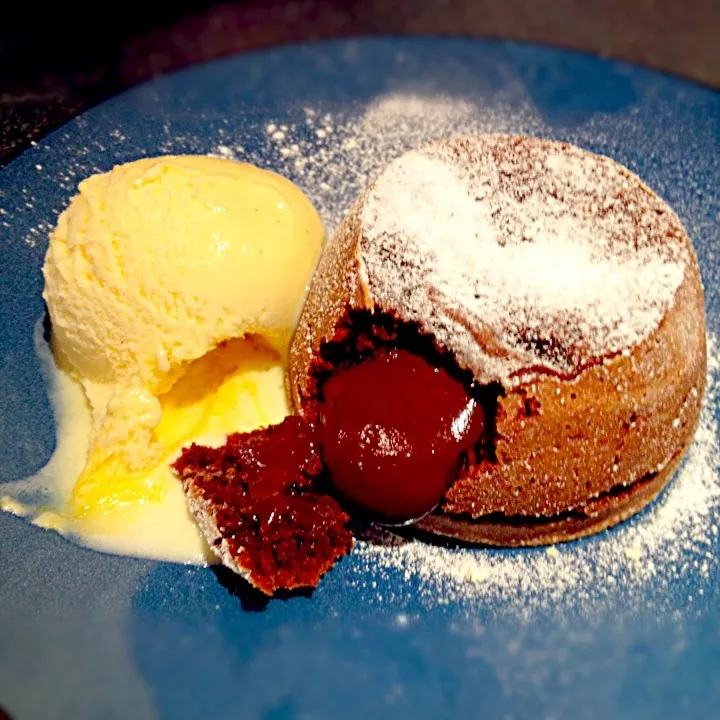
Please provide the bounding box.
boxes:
[320,348,485,522]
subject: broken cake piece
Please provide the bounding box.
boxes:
[172,417,353,595]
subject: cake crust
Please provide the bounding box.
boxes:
[414,446,688,547]
[289,135,706,543]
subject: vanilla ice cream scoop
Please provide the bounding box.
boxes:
[43,155,325,425]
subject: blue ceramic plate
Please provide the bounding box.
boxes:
[1,38,720,720]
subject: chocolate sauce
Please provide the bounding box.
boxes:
[320,349,485,522]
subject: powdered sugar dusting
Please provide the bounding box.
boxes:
[360,136,688,383]
[215,92,545,236]
[350,335,720,618]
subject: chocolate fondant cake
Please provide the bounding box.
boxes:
[289,134,707,545]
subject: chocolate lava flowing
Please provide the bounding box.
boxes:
[173,346,485,595]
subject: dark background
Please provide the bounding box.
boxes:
[1,0,719,166]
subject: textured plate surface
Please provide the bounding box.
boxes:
[1,38,719,720]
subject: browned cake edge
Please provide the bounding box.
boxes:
[413,438,691,547]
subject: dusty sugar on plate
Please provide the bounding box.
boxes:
[211,91,545,233]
